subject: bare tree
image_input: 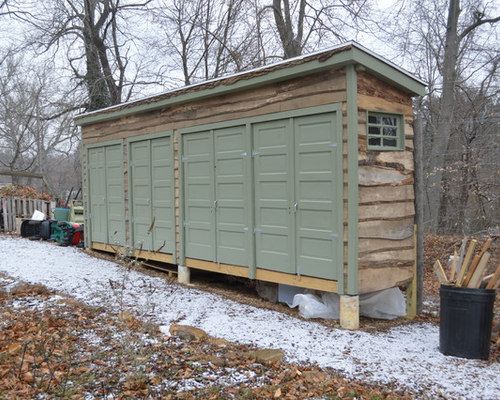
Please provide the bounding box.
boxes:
[268,0,369,58]
[427,0,499,232]
[0,55,40,180]
[10,0,153,111]
[383,0,499,233]
[0,51,80,193]
[149,0,257,86]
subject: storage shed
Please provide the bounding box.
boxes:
[75,42,426,327]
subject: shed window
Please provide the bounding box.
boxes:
[367,112,404,150]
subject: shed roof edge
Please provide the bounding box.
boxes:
[75,41,426,127]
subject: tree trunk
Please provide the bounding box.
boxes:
[427,0,461,233]
[83,1,111,111]
[413,112,424,314]
[273,0,304,58]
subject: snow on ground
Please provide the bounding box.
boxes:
[0,236,498,399]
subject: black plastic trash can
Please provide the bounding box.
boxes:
[440,285,496,360]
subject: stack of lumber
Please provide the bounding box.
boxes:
[433,238,500,290]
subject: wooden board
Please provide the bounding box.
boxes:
[358,151,414,172]
[468,252,491,289]
[358,266,413,294]
[486,264,500,290]
[358,166,412,186]
[359,248,414,264]
[91,242,174,264]
[456,239,477,286]
[461,254,480,287]
[359,218,414,240]
[357,71,413,109]
[359,185,414,204]
[82,68,347,144]
[184,258,338,293]
[358,202,414,221]
[449,250,458,282]
[359,236,413,255]
[433,260,449,285]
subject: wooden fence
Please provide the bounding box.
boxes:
[0,196,56,233]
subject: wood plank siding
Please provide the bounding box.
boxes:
[356,71,416,293]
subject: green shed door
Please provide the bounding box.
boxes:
[87,144,125,246]
[105,145,126,246]
[294,113,341,280]
[151,136,174,253]
[253,119,294,274]
[214,126,249,266]
[88,147,108,243]
[130,140,153,250]
[182,131,216,260]
[130,136,173,253]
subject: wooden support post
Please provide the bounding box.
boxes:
[406,224,418,319]
[178,265,191,284]
[340,295,359,330]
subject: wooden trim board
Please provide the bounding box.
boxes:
[91,242,174,264]
[185,258,338,293]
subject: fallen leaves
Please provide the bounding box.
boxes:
[0,276,418,399]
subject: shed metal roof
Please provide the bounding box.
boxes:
[75,41,426,126]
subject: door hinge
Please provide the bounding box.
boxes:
[330,233,339,238]
[252,151,261,157]
[253,228,262,233]
[243,227,249,232]
[181,156,188,162]
[329,143,338,148]
[183,221,189,227]
[241,152,248,157]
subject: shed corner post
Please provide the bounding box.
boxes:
[340,63,360,329]
[177,130,191,285]
[81,140,91,250]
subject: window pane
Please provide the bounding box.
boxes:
[384,138,397,147]
[367,112,402,150]
[383,127,397,136]
[382,116,397,126]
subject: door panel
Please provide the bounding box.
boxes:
[294,113,341,280]
[253,119,294,273]
[130,140,153,250]
[151,137,174,253]
[214,126,248,266]
[88,144,125,246]
[88,147,107,243]
[105,145,125,245]
[183,132,215,260]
